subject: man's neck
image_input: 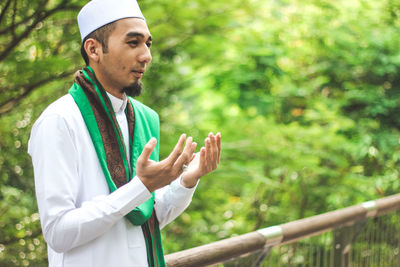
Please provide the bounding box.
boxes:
[89,64,124,99]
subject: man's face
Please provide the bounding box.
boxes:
[97,18,152,96]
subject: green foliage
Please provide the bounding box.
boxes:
[0,0,400,265]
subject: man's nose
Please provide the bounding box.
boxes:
[138,46,152,64]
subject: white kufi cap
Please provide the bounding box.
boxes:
[78,0,145,41]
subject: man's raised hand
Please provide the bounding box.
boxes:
[136,134,197,192]
[180,132,221,188]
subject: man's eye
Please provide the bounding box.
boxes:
[128,41,138,46]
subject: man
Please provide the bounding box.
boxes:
[27,0,221,266]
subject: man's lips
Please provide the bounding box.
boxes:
[132,70,144,78]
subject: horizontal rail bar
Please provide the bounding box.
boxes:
[165,193,400,267]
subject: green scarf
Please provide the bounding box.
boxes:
[69,66,165,267]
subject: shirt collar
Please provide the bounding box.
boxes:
[106,92,128,113]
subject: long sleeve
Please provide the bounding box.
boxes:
[28,114,152,253]
[154,177,198,229]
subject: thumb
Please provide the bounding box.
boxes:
[138,138,157,165]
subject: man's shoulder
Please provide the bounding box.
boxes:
[33,94,80,126]
[29,94,82,153]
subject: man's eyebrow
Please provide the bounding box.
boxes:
[126,32,152,41]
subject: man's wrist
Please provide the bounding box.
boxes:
[137,175,156,193]
[180,174,198,188]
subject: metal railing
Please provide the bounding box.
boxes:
[165,194,400,267]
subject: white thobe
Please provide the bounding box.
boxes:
[28,93,197,267]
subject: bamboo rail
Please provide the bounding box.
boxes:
[165,193,400,267]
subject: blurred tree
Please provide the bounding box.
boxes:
[0,0,82,117]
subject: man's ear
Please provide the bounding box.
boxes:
[84,38,102,64]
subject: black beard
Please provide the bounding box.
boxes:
[123,81,143,97]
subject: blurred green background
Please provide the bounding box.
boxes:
[1,0,400,265]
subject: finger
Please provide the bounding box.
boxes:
[209,132,217,163]
[199,147,206,173]
[138,138,157,166]
[209,133,218,169]
[216,132,221,163]
[187,142,197,163]
[205,137,212,168]
[177,136,193,166]
[191,142,197,156]
[172,148,190,174]
[183,136,193,155]
[166,134,186,163]
[172,136,193,172]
